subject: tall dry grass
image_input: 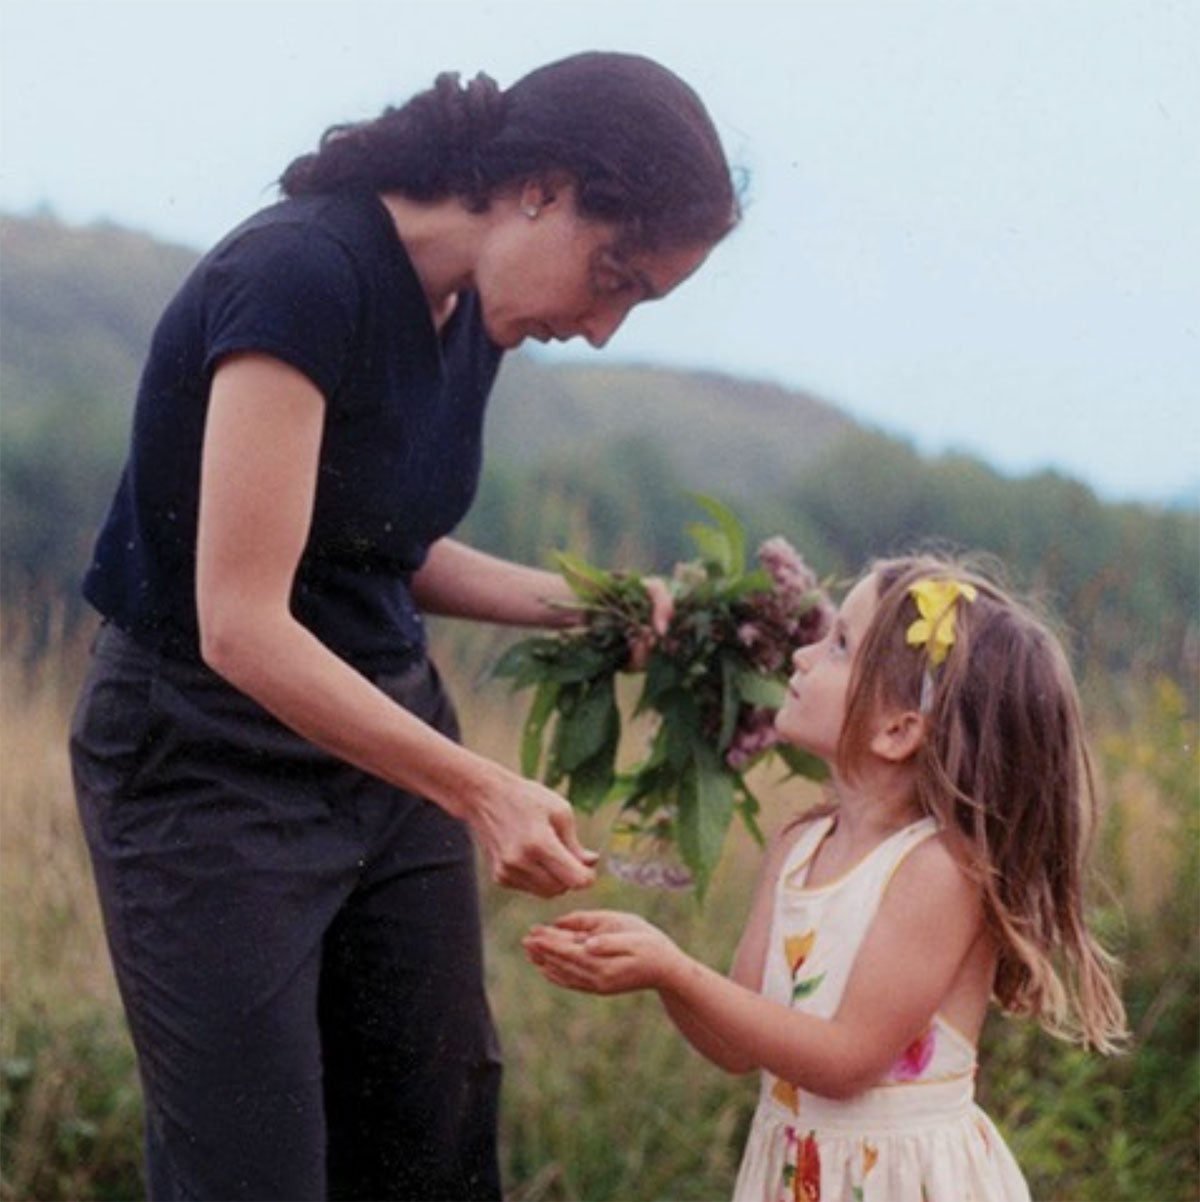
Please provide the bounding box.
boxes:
[1,613,1196,1200]
[1,615,143,1200]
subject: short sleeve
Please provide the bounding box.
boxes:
[202,222,360,400]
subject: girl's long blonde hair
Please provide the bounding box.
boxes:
[839,554,1128,1052]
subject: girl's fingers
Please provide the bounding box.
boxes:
[553,910,606,931]
[530,949,598,992]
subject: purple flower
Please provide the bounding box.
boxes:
[725,706,782,769]
[758,536,818,601]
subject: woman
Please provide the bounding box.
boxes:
[70,51,739,1201]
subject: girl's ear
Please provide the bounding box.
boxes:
[868,709,927,763]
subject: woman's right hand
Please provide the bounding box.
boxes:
[466,773,598,898]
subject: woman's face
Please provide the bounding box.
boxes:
[474,182,712,350]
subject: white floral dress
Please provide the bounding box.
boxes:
[732,815,1030,1202]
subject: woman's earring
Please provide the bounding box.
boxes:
[522,204,539,219]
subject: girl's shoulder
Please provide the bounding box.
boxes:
[883,825,982,916]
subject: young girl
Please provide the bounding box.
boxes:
[524,554,1128,1201]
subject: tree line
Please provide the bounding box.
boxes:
[1,214,1196,694]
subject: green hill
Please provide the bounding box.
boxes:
[0,211,856,603]
[0,211,855,503]
[1,212,1195,686]
[1,214,199,418]
[487,354,854,502]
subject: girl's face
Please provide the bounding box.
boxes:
[474,182,711,350]
[775,574,880,762]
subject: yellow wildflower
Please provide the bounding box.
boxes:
[906,579,977,666]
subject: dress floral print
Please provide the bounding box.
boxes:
[732,816,1030,1202]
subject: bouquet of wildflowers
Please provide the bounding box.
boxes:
[493,495,833,896]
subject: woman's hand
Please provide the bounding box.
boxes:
[466,777,598,898]
[627,575,674,671]
[522,910,686,994]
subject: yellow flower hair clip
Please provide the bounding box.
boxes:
[906,578,978,667]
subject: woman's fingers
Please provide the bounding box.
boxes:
[644,575,675,637]
[472,783,598,897]
[550,806,600,867]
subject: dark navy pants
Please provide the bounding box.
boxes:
[70,624,503,1201]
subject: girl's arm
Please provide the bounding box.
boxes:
[528,820,811,1073]
[196,352,595,897]
[525,834,985,1097]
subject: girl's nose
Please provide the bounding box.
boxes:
[791,646,812,673]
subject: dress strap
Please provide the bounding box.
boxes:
[778,814,837,889]
[875,816,941,895]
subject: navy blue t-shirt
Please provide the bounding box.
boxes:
[83,192,504,671]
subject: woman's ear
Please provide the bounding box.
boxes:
[868,709,927,763]
[519,175,568,214]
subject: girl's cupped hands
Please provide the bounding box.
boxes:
[522,911,685,995]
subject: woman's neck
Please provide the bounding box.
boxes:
[377,192,481,324]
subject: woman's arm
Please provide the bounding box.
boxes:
[196,351,595,897]
[413,537,676,664]
[525,835,985,1096]
[412,539,579,627]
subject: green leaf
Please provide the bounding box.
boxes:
[542,641,625,684]
[551,551,627,603]
[733,667,787,709]
[723,569,774,601]
[520,680,560,777]
[676,747,735,900]
[717,655,741,751]
[491,637,559,687]
[684,522,737,577]
[553,678,619,774]
[637,652,683,713]
[774,743,831,783]
[567,749,617,814]
[686,492,747,577]
[660,703,703,770]
[736,781,767,847]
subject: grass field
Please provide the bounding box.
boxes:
[2,616,1196,1201]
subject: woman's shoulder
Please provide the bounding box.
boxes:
[207,196,363,271]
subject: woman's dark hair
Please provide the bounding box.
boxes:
[279,51,740,253]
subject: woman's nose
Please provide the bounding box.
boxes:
[580,302,632,349]
[791,647,812,673]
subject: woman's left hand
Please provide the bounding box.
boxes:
[522,910,684,995]
[627,576,674,671]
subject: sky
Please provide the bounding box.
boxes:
[2,0,1198,505]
